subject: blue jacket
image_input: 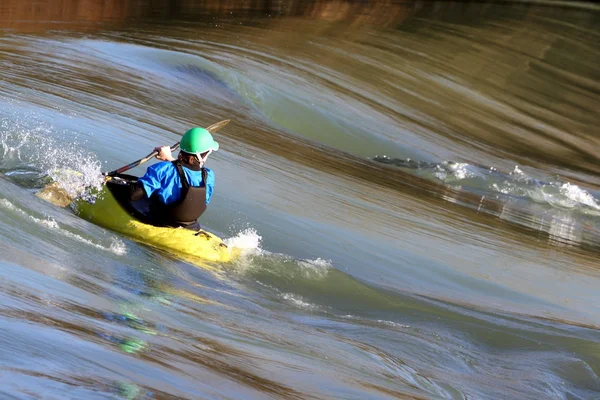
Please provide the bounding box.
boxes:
[138,161,215,205]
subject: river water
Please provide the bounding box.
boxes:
[1,1,600,399]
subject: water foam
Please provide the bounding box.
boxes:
[0,198,126,255]
[559,183,600,210]
[377,320,411,329]
[296,258,332,279]
[281,293,322,311]
[224,226,335,287]
[29,214,126,254]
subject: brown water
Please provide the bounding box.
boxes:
[1,1,600,399]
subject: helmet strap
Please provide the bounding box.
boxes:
[197,150,212,167]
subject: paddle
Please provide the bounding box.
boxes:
[103,143,180,177]
[103,119,230,177]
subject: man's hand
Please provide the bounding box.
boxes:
[154,146,175,161]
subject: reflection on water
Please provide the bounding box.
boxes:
[2,0,599,30]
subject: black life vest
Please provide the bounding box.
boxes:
[150,161,208,228]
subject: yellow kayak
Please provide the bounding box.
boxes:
[73,174,238,263]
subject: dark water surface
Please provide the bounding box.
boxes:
[1,1,600,399]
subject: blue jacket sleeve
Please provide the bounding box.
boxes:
[138,162,166,199]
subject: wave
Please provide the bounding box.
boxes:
[67,38,422,161]
[0,198,126,255]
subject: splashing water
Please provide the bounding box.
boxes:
[0,106,105,201]
[224,227,262,253]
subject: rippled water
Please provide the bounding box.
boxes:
[1,1,600,399]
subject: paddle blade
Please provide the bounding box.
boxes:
[206,119,230,133]
[35,182,73,208]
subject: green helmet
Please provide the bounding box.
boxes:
[180,127,219,157]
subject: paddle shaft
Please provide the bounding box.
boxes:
[103,119,230,177]
[104,143,180,177]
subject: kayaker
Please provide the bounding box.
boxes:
[128,127,219,230]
